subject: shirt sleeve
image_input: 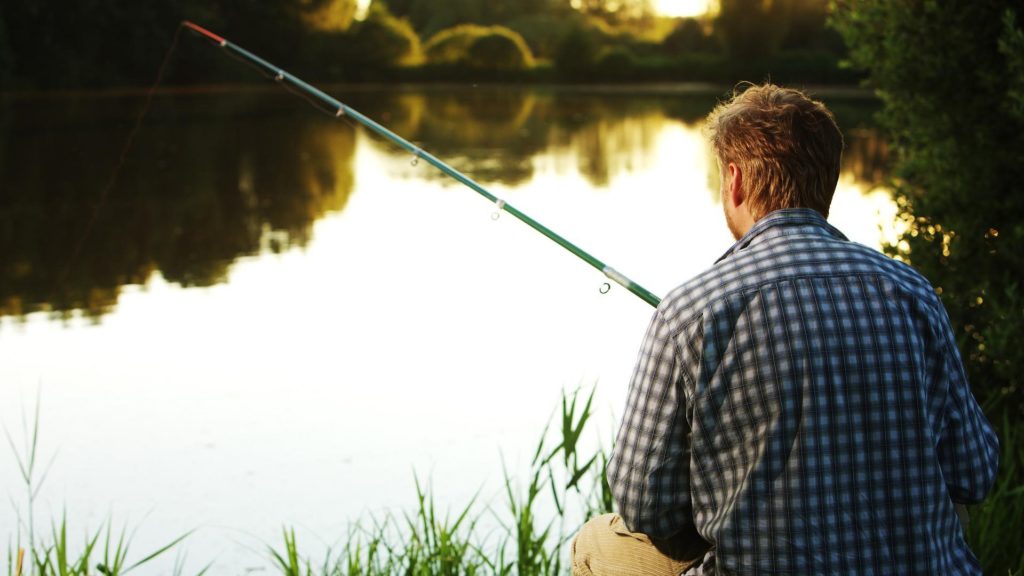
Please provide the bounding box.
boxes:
[608,307,695,538]
[933,305,1000,504]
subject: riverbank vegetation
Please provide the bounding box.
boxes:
[7,388,1022,574]
[832,2,1024,573]
[0,0,857,90]
[5,390,613,575]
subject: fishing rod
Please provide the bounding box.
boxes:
[181,20,661,308]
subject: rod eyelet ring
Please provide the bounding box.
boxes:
[491,199,506,220]
[600,283,612,294]
[275,72,284,82]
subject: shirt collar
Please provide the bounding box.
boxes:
[715,208,848,264]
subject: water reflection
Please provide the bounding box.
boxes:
[0,87,888,322]
[0,92,356,319]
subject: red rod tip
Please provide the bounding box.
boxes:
[182,21,226,45]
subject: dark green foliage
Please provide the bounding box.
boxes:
[465,29,534,70]
[831,3,1024,573]
[965,414,1024,575]
[662,18,717,55]
[595,46,639,75]
[830,0,1024,414]
[375,0,563,37]
[423,24,491,65]
[779,0,844,54]
[424,25,533,70]
[554,26,600,79]
[0,0,853,87]
[349,3,421,68]
[572,0,654,26]
[503,13,584,59]
[0,0,350,88]
[715,0,792,58]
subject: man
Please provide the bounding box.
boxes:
[572,84,999,575]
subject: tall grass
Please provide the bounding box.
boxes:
[269,386,1024,576]
[3,398,199,576]
[8,388,1019,574]
[968,411,1024,575]
[269,387,610,576]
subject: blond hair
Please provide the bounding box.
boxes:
[705,84,844,219]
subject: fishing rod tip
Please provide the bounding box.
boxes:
[181,20,227,46]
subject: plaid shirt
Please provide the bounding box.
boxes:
[608,209,999,575]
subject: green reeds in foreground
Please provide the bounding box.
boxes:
[269,387,610,576]
[967,410,1024,575]
[4,398,200,576]
[8,387,1022,575]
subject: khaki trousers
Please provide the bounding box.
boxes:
[571,514,710,576]
[573,507,971,575]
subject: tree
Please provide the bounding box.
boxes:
[555,25,600,79]
[662,18,717,55]
[423,24,533,70]
[779,0,844,54]
[465,28,534,70]
[349,3,422,67]
[300,0,359,32]
[424,24,492,64]
[831,3,1024,572]
[715,0,792,58]
[570,0,654,25]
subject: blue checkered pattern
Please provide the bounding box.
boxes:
[608,209,999,575]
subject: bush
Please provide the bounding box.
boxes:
[554,25,599,78]
[465,28,534,70]
[715,0,791,58]
[504,13,583,60]
[831,3,1024,573]
[831,1,1024,415]
[662,18,717,55]
[594,46,638,74]
[424,24,533,70]
[349,3,422,67]
[423,23,490,65]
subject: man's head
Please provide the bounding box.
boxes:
[705,84,844,239]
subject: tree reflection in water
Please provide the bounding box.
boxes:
[0,87,886,322]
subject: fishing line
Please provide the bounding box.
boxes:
[48,25,186,306]
[180,21,661,308]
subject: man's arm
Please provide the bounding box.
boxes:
[934,307,1000,504]
[607,308,695,538]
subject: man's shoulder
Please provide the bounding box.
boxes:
[658,234,940,328]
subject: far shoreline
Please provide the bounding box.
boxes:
[0,81,875,100]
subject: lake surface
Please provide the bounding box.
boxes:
[0,85,894,573]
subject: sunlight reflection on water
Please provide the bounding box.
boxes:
[0,89,893,573]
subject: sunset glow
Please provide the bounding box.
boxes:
[655,0,711,17]
[354,0,712,20]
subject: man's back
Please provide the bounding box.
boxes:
[608,209,999,575]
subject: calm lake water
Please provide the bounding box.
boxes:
[0,85,894,573]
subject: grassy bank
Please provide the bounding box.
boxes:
[6,391,1022,575]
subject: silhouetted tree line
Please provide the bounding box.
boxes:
[0,0,853,89]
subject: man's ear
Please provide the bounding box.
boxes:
[727,162,745,207]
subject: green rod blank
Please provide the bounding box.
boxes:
[182,21,662,308]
